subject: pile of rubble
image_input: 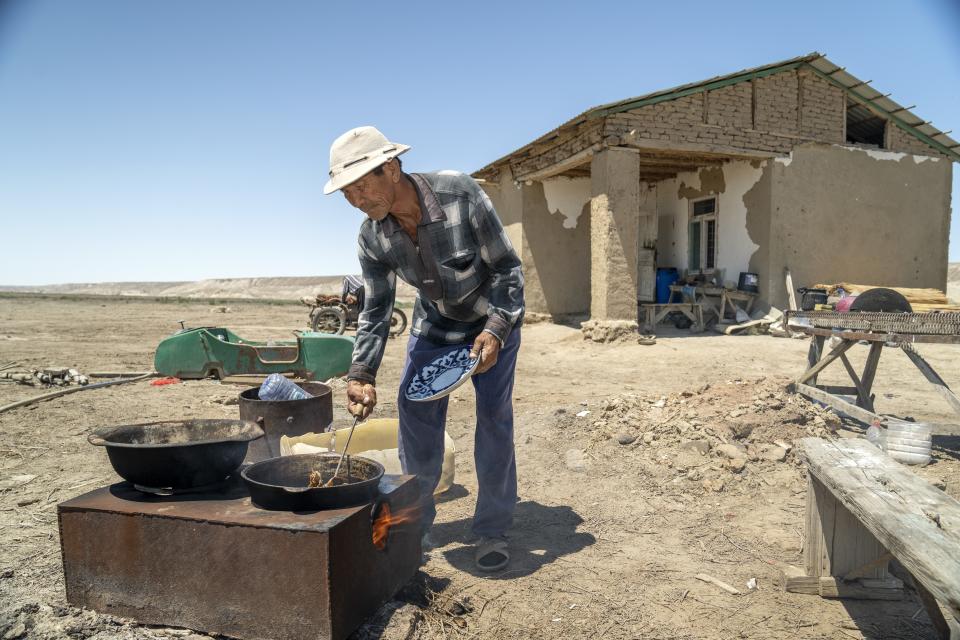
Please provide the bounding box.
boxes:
[561,377,842,492]
[0,367,88,387]
[580,320,642,343]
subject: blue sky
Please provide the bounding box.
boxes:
[1,0,958,285]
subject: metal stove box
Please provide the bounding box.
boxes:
[58,475,421,640]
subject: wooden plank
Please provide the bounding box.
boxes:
[797,340,856,385]
[785,575,820,595]
[910,571,957,640]
[801,438,960,620]
[805,476,837,576]
[794,383,882,425]
[637,248,656,304]
[806,335,821,371]
[818,577,904,600]
[901,345,960,416]
[839,352,874,411]
[695,573,742,595]
[785,268,798,312]
[860,343,884,397]
[842,552,893,581]
[833,496,887,579]
[515,144,599,182]
[790,327,960,345]
[818,385,860,396]
[785,575,903,598]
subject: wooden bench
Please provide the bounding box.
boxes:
[639,303,704,333]
[787,438,960,638]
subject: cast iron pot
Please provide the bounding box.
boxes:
[88,419,264,490]
[238,381,333,463]
[241,452,384,511]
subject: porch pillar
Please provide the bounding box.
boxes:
[590,147,640,320]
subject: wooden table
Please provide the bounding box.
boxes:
[718,289,757,321]
[640,303,704,333]
[668,284,723,323]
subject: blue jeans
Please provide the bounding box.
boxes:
[397,328,520,538]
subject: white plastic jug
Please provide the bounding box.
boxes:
[884,420,932,466]
[279,418,457,494]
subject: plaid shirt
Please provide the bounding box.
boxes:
[347,171,524,384]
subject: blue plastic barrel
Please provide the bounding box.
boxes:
[656,268,680,304]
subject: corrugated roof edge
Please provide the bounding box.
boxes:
[473,52,959,178]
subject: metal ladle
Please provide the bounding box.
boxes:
[324,414,361,487]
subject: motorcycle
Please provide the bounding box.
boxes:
[301,276,408,338]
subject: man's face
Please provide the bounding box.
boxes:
[341,160,399,221]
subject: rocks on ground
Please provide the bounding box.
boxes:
[563,377,842,493]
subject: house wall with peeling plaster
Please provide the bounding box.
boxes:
[655,161,765,288]
[481,170,591,316]
[764,144,952,307]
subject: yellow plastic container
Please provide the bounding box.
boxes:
[279,418,456,495]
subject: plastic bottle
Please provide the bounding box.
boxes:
[865,421,885,450]
[258,374,312,402]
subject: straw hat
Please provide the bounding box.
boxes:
[323,126,411,195]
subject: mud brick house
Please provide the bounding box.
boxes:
[472,53,958,320]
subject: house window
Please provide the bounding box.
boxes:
[689,197,717,273]
[846,102,886,148]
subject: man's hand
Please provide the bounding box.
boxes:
[346,380,377,419]
[470,332,501,374]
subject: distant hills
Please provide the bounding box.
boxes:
[2,265,957,303]
[0,276,417,301]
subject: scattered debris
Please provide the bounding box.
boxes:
[695,573,742,595]
[0,368,88,387]
[0,371,158,415]
[150,377,181,386]
[557,376,842,495]
[717,307,784,336]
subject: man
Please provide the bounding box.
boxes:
[324,126,524,572]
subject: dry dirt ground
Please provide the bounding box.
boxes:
[2,295,960,640]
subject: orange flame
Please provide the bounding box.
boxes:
[372,503,420,550]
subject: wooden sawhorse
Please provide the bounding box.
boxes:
[789,327,960,426]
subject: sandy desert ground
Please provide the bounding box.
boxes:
[2,294,960,639]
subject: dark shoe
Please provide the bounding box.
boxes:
[475,536,509,572]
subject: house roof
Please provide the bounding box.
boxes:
[474,52,960,177]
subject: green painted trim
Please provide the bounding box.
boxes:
[803,64,959,161]
[588,61,806,120]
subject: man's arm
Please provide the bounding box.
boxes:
[347,241,396,385]
[463,178,523,373]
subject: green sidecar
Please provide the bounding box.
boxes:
[154,327,354,380]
